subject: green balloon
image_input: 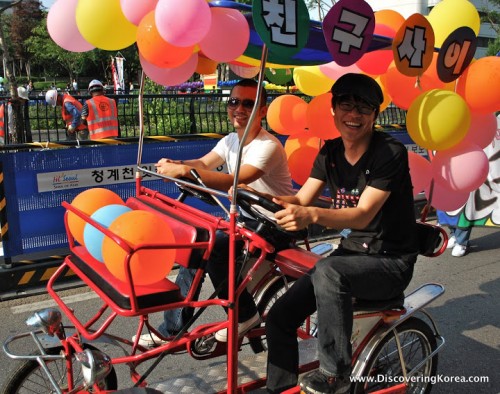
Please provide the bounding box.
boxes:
[0,77,4,83]
[265,68,294,85]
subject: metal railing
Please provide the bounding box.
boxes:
[0,92,408,145]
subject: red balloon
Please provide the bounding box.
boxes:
[426,181,469,211]
[356,25,395,76]
[288,146,318,186]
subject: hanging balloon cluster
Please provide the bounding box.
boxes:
[47,0,500,210]
[46,0,250,86]
[66,188,176,286]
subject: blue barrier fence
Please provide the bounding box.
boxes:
[0,131,422,262]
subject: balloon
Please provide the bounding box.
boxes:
[460,112,498,149]
[199,8,250,62]
[356,25,396,76]
[140,52,198,86]
[375,76,391,113]
[137,11,194,68]
[265,68,294,85]
[120,0,157,26]
[406,89,470,151]
[426,180,469,211]
[306,92,340,140]
[288,146,318,186]
[408,152,432,197]
[294,66,334,97]
[431,143,489,193]
[284,134,323,160]
[67,188,125,246]
[456,56,500,114]
[47,0,95,52]
[84,204,132,262]
[102,210,176,286]
[155,0,211,47]
[230,64,259,79]
[197,57,219,75]
[385,64,454,110]
[427,0,480,47]
[76,0,137,51]
[374,9,405,31]
[318,62,360,81]
[267,95,308,135]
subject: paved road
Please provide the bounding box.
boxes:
[0,225,498,393]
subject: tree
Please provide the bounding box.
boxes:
[9,0,43,80]
[479,0,500,56]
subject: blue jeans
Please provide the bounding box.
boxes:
[265,248,417,393]
[158,219,292,336]
[450,226,472,246]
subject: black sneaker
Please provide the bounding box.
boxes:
[299,370,350,394]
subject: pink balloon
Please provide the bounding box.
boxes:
[229,64,260,78]
[155,0,211,47]
[120,0,158,26]
[426,181,469,211]
[47,0,94,52]
[140,52,198,86]
[408,152,432,197]
[199,8,250,62]
[319,62,361,80]
[431,143,489,193]
[460,112,497,149]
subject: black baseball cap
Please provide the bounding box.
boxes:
[330,73,384,108]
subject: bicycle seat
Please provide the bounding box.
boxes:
[352,293,405,313]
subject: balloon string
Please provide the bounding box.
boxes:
[415,75,421,89]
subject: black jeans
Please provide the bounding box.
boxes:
[265,248,417,393]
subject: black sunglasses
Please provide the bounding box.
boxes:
[336,101,376,115]
[227,97,255,110]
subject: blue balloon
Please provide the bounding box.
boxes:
[83,204,132,262]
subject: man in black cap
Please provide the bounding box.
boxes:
[253,73,419,393]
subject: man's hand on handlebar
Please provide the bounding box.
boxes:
[155,158,188,179]
[273,199,313,232]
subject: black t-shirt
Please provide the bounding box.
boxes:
[310,132,418,256]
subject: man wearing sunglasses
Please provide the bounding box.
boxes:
[243,73,419,394]
[133,79,294,348]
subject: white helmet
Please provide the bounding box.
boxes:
[17,86,29,100]
[45,89,58,107]
[88,79,104,93]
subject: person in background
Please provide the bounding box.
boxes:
[247,73,419,394]
[45,88,88,141]
[438,220,471,257]
[133,78,294,348]
[72,79,78,93]
[1,87,32,144]
[81,80,119,140]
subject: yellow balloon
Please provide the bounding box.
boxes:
[407,89,470,151]
[427,0,480,47]
[76,0,137,50]
[293,66,334,97]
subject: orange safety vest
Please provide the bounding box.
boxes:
[85,95,119,140]
[62,95,87,132]
[0,104,5,144]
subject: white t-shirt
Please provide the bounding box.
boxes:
[212,128,293,197]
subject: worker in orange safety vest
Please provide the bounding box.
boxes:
[45,89,88,141]
[81,80,119,140]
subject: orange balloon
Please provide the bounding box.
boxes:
[102,210,176,286]
[68,188,124,246]
[375,9,405,31]
[284,133,323,159]
[137,11,194,68]
[196,56,218,75]
[375,76,391,112]
[267,94,308,135]
[456,56,500,114]
[306,93,340,140]
[288,146,319,186]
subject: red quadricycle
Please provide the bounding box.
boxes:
[2,174,449,394]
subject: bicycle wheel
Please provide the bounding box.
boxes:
[1,344,118,394]
[353,317,438,394]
